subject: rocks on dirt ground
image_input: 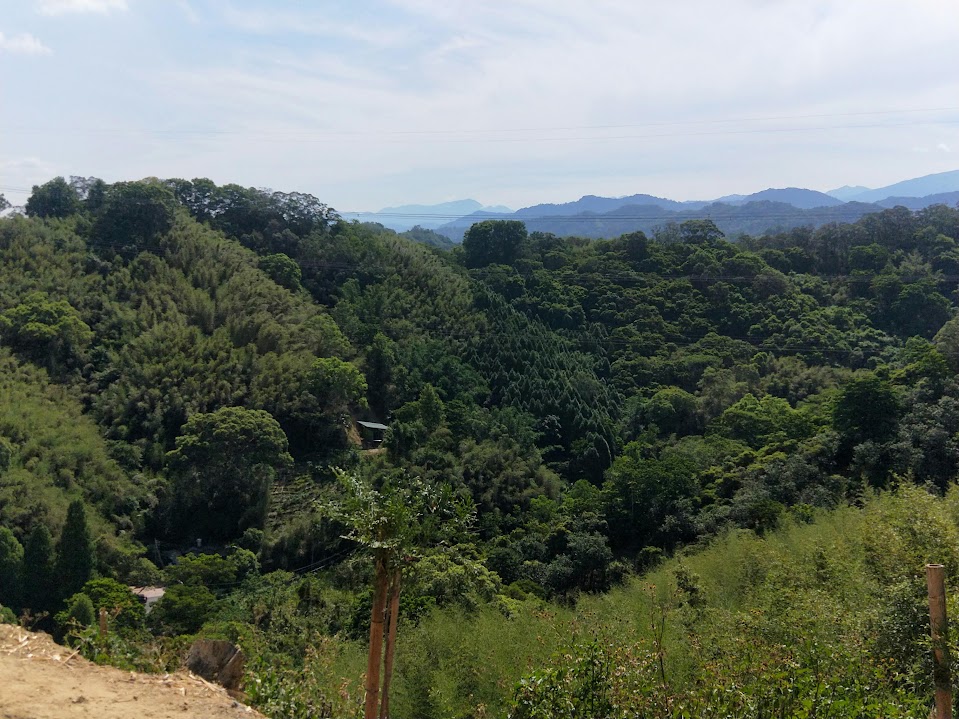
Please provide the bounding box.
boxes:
[0,625,266,719]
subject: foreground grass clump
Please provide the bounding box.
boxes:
[374,486,956,719]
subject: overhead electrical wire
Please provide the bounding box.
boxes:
[3,118,957,145]
[337,209,927,221]
[3,104,958,139]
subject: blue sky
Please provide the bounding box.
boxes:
[2,0,958,212]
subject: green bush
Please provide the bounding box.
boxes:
[78,577,146,632]
[148,584,217,636]
[55,592,96,640]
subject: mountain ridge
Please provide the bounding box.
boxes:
[341,199,513,231]
[725,187,844,209]
[340,169,959,241]
[843,168,959,203]
[428,170,959,241]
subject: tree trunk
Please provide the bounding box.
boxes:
[379,569,402,719]
[364,553,389,719]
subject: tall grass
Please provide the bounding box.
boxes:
[375,486,958,718]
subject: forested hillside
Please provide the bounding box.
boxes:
[2,176,959,717]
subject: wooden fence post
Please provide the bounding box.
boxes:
[927,563,952,719]
[98,607,108,640]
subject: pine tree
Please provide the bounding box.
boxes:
[21,524,55,614]
[0,527,24,611]
[366,332,396,416]
[417,384,446,433]
[56,500,95,601]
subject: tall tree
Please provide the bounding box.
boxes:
[258,253,302,290]
[680,219,724,245]
[416,384,446,434]
[21,524,55,615]
[0,528,24,610]
[308,356,368,444]
[55,500,95,601]
[833,374,900,447]
[366,333,396,417]
[0,292,93,372]
[24,177,79,219]
[309,356,368,413]
[93,180,176,255]
[167,407,293,540]
[462,220,528,268]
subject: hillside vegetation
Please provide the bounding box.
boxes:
[2,176,959,717]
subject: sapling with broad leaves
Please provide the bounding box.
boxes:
[327,468,474,719]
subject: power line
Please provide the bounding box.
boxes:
[340,208,940,222]
[3,105,958,139]
[2,118,952,146]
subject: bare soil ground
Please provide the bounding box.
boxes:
[0,625,267,719]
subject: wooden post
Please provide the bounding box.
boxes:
[379,569,402,719]
[927,564,952,719]
[98,607,108,640]
[364,554,389,719]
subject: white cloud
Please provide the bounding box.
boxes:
[0,157,57,173]
[175,0,200,24]
[938,143,953,153]
[215,3,409,48]
[0,31,52,55]
[135,0,959,207]
[36,0,127,15]
[7,0,959,209]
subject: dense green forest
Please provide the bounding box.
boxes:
[3,176,959,717]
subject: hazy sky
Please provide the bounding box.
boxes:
[2,0,958,212]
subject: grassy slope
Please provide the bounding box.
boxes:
[361,485,953,718]
[0,349,150,557]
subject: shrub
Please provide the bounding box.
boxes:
[149,584,217,636]
[79,577,146,632]
[55,593,96,640]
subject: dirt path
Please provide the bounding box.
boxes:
[0,625,267,719]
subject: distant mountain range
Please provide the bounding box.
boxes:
[828,169,959,203]
[824,185,871,202]
[341,199,512,232]
[345,169,959,241]
[874,191,959,210]
[721,188,844,209]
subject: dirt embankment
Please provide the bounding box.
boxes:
[0,625,267,719]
